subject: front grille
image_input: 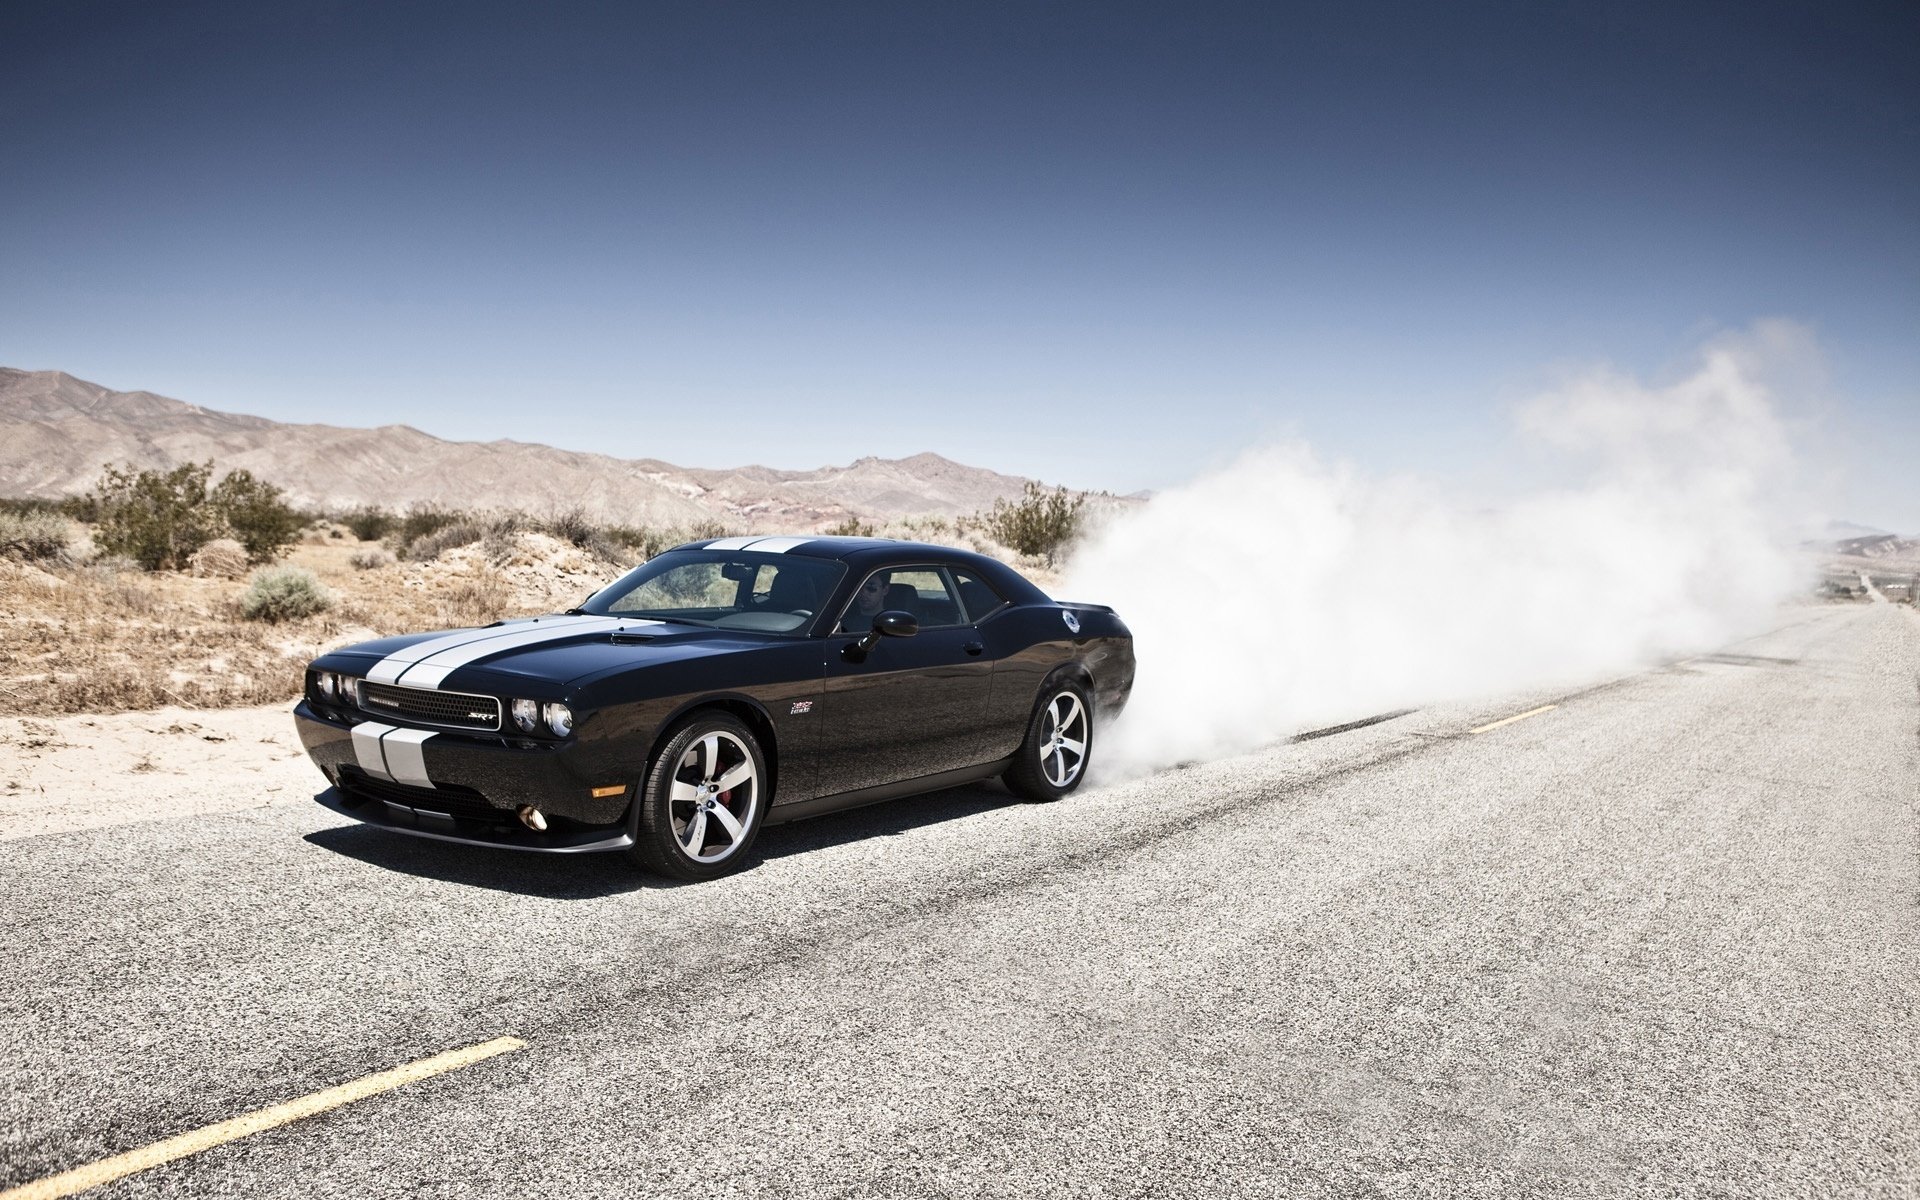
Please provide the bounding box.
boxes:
[359,682,501,731]
[338,767,508,823]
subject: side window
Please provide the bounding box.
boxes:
[952,569,1008,623]
[835,566,966,633]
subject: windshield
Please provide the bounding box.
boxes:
[580,551,846,634]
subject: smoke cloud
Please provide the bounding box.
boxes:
[1064,323,1816,777]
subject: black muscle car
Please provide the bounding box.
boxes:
[295,536,1134,879]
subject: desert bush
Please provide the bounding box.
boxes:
[825,517,875,537]
[595,525,678,561]
[90,462,222,570]
[405,521,484,562]
[86,461,302,570]
[580,530,631,564]
[211,469,302,563]
[397,503,468,548]
[349,547,394,570]
[979,482,1088,564]
[0,510,71,561]
[343,506,395,541]
[475,513,530,563]
[542,507,596,547]
[239,565,333,622]
[437,568,513,627]
[0,497,67,517]
[189,538,251,579]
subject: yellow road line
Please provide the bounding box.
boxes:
[1,1036,525,1200]
[1469,704,1558,735]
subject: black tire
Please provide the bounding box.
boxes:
[1003,680,1093,802]
[626,711,769,881]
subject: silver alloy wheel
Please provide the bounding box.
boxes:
[1039,691,1089,788]
[668,731,760,864]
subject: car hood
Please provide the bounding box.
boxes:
[314,614,773,692]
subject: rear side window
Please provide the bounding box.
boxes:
[952,569,1008,623]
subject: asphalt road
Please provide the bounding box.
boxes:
[3,602,1916,1199]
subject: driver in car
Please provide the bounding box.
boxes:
[838,572,890,633]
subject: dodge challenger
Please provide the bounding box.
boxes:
[294,536,1134,879]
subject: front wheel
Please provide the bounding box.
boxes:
[627,712,768,881]
[1003,682,1093,802]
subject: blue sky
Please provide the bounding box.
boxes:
[3,1,1916,527]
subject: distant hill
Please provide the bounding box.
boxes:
[0,367,1049,530]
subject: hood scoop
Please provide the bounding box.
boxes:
[609,629,659,645]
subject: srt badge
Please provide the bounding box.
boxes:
[789,701,814,715]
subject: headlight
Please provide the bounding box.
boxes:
[544,702,573,737]
[316,671,337,698]
[511,698,540,733]
[339,676,360,705]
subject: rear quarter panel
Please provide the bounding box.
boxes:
[980,603,1135,760]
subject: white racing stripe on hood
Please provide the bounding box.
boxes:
[364,617,552,686]
[390,615,658,689]
[366,615,640,688]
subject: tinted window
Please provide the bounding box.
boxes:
[836,566,965,633]
[951,569,1008,623]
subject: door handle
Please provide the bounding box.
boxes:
[963,642,985,656]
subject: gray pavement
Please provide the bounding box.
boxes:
[2,603,1916,1198]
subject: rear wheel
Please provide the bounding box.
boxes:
[627,712,767,881]
[1003,681,1092,802]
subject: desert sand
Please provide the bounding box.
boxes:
[1,704,312,841]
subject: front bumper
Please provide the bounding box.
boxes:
[312,785,632,853]
[295,700,635,852]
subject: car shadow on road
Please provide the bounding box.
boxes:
[303,825,657,899]
[304,781,1025,896]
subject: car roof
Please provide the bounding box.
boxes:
[672,535,1050,602]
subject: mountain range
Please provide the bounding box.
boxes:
[0,368,1047,530]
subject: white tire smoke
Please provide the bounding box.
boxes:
[1065,323,1815,777]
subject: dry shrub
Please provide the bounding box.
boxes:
[343,506,394,541]
[57,558,163,616]
[437,567,514,628]
[978,482,1088,565]
[406,521,483,562]
[190,538,251,580]
[349,547,394,570]
[0,561,311,714]
[824,516,875,537]
[581,530,630,566]
[480,516,524,564]
[0,510,71,561]
[240,566,333,622]
[397,503,469,548]
[542,507,594,546]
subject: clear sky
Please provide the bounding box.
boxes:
[3,1,1916,528]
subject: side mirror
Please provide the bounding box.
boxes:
[846,610,918,660]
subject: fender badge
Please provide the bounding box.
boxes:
[1062,610,1081,634]
[789,701,814,715]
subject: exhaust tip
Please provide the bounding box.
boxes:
[517,805,548,832]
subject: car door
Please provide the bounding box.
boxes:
[815,564,995,794]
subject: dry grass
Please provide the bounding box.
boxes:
[0,529,623,717]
